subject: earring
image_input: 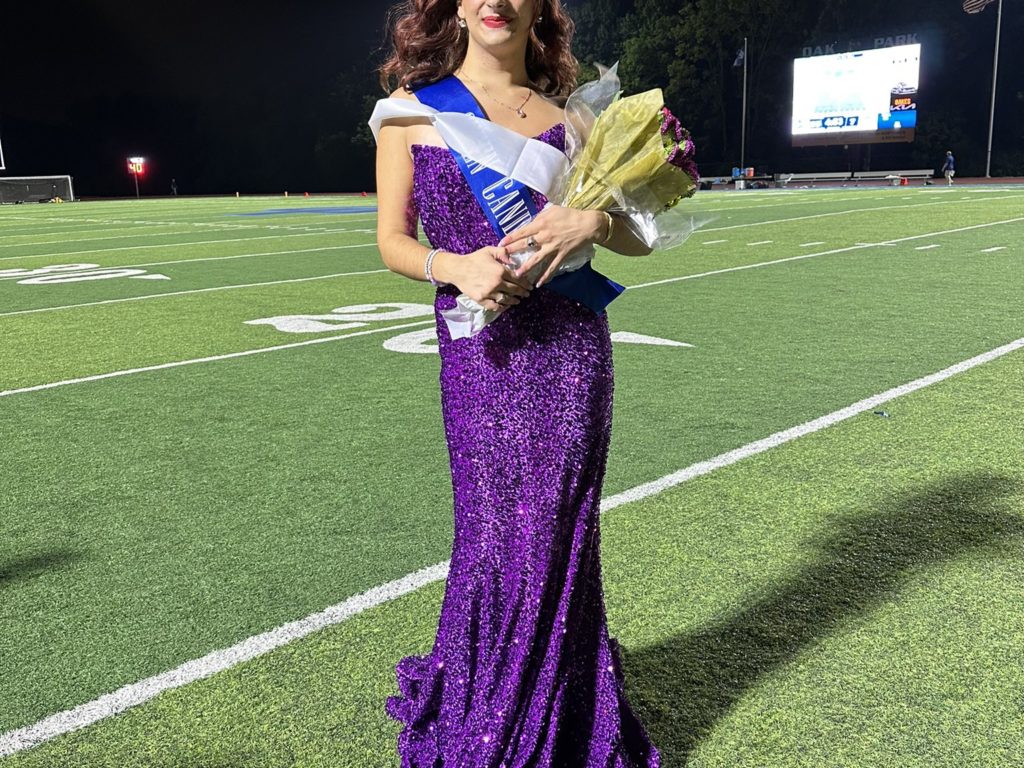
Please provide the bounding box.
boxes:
[458,18,467,28]
[536,16,543,24]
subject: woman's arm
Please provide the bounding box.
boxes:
[498,206,652,287]
[374,94,533,312]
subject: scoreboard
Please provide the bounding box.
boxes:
[792,43,921,147]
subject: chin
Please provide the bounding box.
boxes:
[475,28,521,46]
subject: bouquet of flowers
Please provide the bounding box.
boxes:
[442,64,701,338]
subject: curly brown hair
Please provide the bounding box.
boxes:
[379,0,578,98]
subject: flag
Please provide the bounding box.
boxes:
[733,48,745,67]
[963,0,996,13]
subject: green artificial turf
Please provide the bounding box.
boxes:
[4,330,1021,768]
[1,190,1023,764]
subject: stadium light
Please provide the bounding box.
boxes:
[127,156,146,199]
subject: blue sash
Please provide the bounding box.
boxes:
[414,76,625,315]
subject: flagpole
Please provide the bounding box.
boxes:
[741,36,748,170]
[985,0,1003,178]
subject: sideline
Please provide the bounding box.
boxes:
[2,334,1022,756]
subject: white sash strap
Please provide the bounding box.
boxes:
[368,98,569,200]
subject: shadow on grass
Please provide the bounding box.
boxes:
[621,473,1024,762]
[0,550,81,589]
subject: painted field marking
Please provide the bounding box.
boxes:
[609,332,693,348]
[748,240,774,246]
[0,230,355,263]
[0,269,390,319]
[916,244,941,251]
[0,240,378,274]
[0,227,268,249]
[0,212,380,235]
[124,244,377,269]
[5,192,1017,265]
[3,215,1022,375]
[800,242,825,247]
[0,226,187,242]
[0,241,380,277]
[702,240,728,245]
[981,246,1007,253]
[697,194,1019,235]
[627,216,1024,291]
[3,334,1022,756]
[696,192,882,215]
[0,320,434,399]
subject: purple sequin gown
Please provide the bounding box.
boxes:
[385,124,660,768]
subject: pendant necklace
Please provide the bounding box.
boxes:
[461,74,533,118]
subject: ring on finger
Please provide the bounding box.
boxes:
[494,292,506,305]
[526,235,538,249]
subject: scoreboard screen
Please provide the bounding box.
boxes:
[792,43,920,147]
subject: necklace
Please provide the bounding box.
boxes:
[460,74,533,118]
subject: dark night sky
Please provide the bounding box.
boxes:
[2,2,1020,195]
[2,1,392,196]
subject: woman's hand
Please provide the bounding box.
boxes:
[498,206,606,287]
[433,246,534,313]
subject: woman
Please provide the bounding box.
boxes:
[374,1,660,765]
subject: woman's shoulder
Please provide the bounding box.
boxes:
[377,87,430,132]
[387,86,418,102]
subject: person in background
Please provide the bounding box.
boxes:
[170,178,179,196]
[942,151,955,186]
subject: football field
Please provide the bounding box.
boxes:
[1,187,1023,767]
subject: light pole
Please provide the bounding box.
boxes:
[985,0,1003,178]
[741,36,749,170]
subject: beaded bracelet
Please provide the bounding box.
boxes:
[424,247,446,287]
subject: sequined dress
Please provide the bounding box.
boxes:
[385,123,661,768]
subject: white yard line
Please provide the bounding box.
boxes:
[981,246,1008,253]
[800,242,825,247]
[0,227,268,248]
[0,268,390,319]
[2,193,1015,264]
[701,240,728,245]
[3,334,1022,756]
[0,246,357,281]
[10,213,1023,321]
[120,244,377,269]
[0,320,434,399]
[627,216,1024,291]
[0,241,380,274]
[696,194,1018,235]
[747,240,774,246]
[915,244,941,251]
[3,215,1022,371]
[0,226,188,242]
[0,230,355,263]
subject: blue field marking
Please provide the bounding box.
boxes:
[229,206,379,217]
